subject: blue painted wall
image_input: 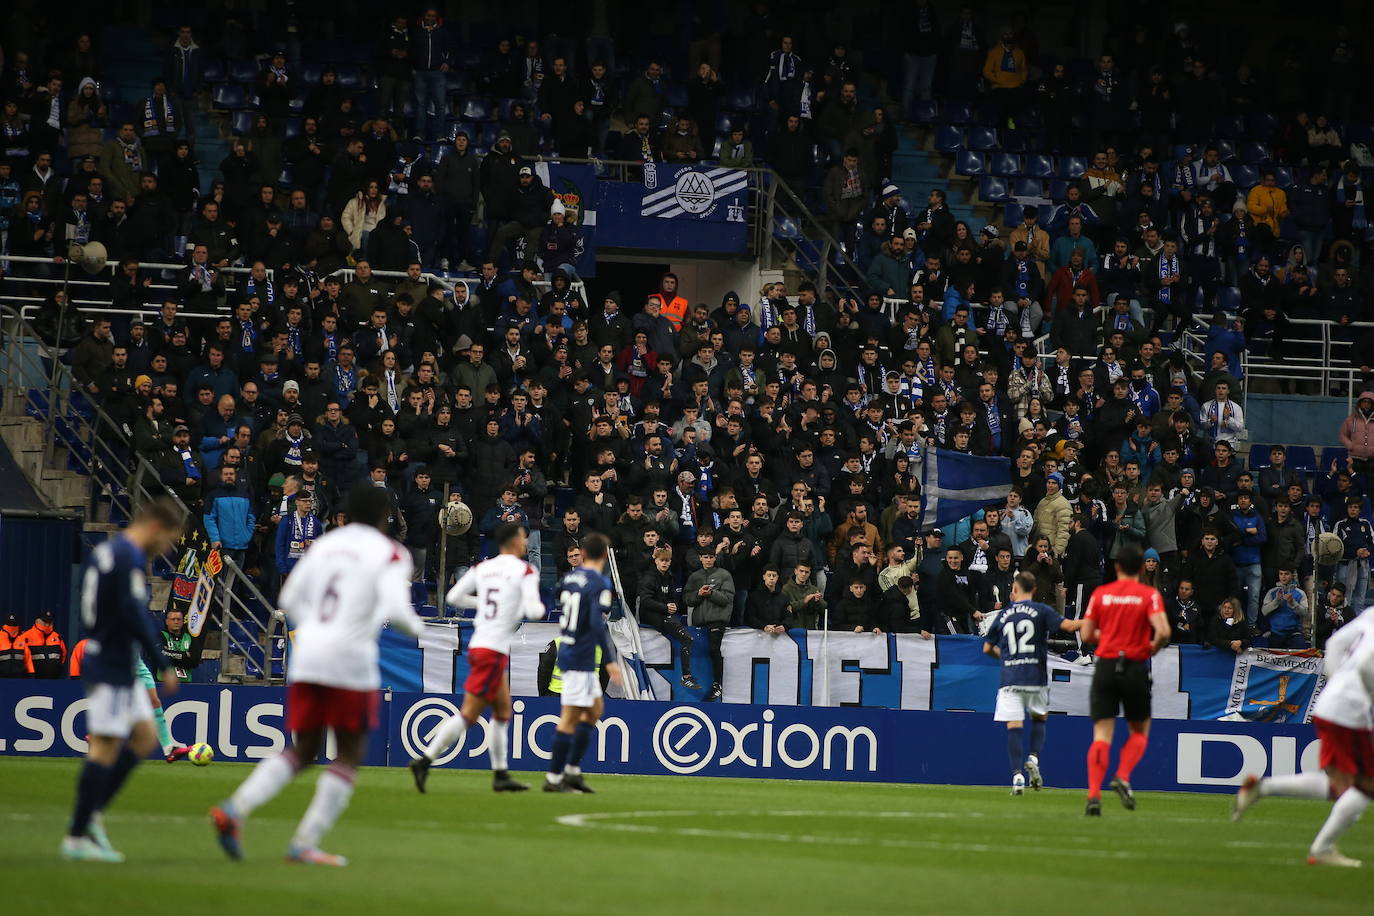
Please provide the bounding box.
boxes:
[1244,393,1348,448]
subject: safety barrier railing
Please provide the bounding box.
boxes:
[0,305,280,683]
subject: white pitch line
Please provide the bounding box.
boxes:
[553,809,1313,867]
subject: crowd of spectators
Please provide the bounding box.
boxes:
[5,9,1372,699]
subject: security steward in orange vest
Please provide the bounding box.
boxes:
[649,271,689,330]
[0,615,25,678]
[20,610,68,678]
[69,638,89,678]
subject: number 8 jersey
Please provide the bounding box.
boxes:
[447,554,546,654]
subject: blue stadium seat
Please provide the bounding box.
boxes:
[1058,156,1088,180]
[1217,286,1243,312]
[445,71,469,93]
[1011,177,1043,198]
[979,176,1010,203]
[809,143,827,167]
[1047,179,1069,201]
[277,166,294,185]
[1214,139,1237,162]
[457,46,484,70]
[288,91,306,114]
[665,85,689,108]
[231,111,254,135]
[1323,447,1349,472]
[1247,112,1280,140]
[773,217,802,240]
[462,98,494,121]
[943,101,975,125]
[967,126,999,151]
[1273,166,1295,188]
[1002,129,1044,153]
[284,117,303,139]
[935,125,965,153]
[228,57,260,83]
[1240,142,1271,165]
[202,58,227,82]
[726,87,756,111]
[909,99,940,124]
[1247,444,1270,471]
[334,65,364,88]
[301,64,324,85]
[1287,446,1318,474]
[212,84,247,109]
[1003,202,1023,227]
[1214,114,1246,139]
[1231,164,1259,189]
[988,153,1021,177]
[1024,154,1055,179]
[955,150,986,177]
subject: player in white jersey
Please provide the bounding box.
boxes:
[211,484,425,866]
[409,522,546,793]
[1232,607,1374,866]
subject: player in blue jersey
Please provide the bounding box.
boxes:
[62,498,184,862]
[983,571,1083,795]
[545,533,622,793]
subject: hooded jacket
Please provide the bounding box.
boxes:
[1339,393,1374,460]
[19,617,67,678]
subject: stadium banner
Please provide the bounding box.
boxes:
[594,163,750,253]
[379,624,1320,721]
[0,682,1324,793]
[0,682,389,767]
[532,162,598,277]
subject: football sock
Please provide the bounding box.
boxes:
[1310,787,1371,855]
[423,714,469,761]
[547,729,572,783]
[98,745,141,809]
[293,764,355,850]
[569,722,594,767]
[1007,729,1023,776]
[69,760,111,837]
[229,750,299,817]
[1116,733,1148,782]
[1258,772,1329,800]
[153,707,176,754]
[489,718,509,771]
[1029,720,1046,758]
[1086,740,1110,799]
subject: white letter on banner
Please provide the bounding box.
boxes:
[1176,733,1266,785]
[1046,656,1093,716]
[892,635,936,710]
[635,628,676,700]
[509,622,560,696]
[217,689,238,757]
[721,629,801,705]
[806,632,890,707]
[1149,646,1189,720]
[419,623,460,693]
[165,700,209,745]
[245,703,285,758]
[14,696,56,752]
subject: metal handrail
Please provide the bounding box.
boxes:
[0,305,280,682]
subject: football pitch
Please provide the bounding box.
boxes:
[2,758,1367,915]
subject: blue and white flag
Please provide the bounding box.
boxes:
[641,165,749,222]
[918,448,1012,529]
[1216,649,1326,723]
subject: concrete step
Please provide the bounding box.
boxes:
[39,467,89,511]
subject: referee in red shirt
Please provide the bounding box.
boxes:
[1079,543,1171,816]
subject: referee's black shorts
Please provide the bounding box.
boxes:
[1090,657,1152,722]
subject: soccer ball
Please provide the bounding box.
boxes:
[188,743,214,766]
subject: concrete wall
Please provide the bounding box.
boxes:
[1244,394,1348,447]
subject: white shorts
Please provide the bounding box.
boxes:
[561,670,602,708]
[994,685,1050,723]
[86,683,155,739]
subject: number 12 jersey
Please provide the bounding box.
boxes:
[984,600,1065,687]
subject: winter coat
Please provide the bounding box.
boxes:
[341,195,386,250]
[203,484,255,549]
[746,587,794,630]
[684,566,735,626]
[1339,395,1374,460]
[1032,491,1073,556]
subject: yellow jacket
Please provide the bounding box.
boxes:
[1246,185,1289,235]
[982,47,1028,90]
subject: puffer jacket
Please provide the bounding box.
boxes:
[1339,393,1374,460]
[203,483,256,549]
[684,566,735,625]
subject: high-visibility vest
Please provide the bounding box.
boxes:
[548,637,602,695]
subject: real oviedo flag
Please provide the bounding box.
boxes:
[918,449,1012,529]
[640,164,749,223]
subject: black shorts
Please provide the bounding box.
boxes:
[1090,657,1152,722]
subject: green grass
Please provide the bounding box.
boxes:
[3,757,1368,915]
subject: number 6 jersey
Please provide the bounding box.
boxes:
[279,524,425,690]
[447,553,546,655]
